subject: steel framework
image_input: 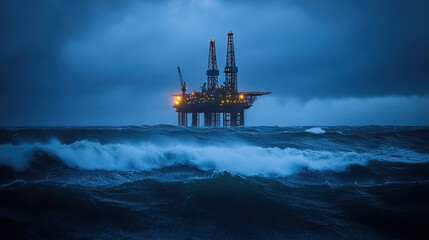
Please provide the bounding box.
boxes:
[207,38,219,92]
[173,31,270,127]
[224,31,238,93]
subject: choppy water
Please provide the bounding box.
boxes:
[0,125,428,239]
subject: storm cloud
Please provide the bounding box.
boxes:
[0,0,428,125]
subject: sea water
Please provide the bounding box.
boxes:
[0,126,428,239]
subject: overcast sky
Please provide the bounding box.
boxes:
[1,0,428,126]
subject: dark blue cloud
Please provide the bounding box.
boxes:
[0,0,428,125]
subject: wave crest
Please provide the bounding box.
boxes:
[0,140,372,176]
[305,127,325,134]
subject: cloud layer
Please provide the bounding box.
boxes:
[0,0,428,125]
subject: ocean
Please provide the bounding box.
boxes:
[0,125,428,239]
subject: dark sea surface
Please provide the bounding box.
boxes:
[0,125,428,239]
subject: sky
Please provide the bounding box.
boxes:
[0,0,428,126]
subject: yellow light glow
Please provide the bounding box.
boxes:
[239,94,244,99]
[175,101,179,105]
[222,100,224,103]
[176,96,181,101]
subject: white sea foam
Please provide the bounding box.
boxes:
[305,127,325,134]
[0,140,426,177]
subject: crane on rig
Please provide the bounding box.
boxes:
[177,67,187,97]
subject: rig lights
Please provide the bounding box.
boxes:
[174,96,182,105]
[239,94,244,100]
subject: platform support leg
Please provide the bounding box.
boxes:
[191,113,200,127]
[178,112,187,126]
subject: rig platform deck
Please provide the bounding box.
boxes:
[172,31,270,127]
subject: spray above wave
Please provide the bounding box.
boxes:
[0,140,371,176]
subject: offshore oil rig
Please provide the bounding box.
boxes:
[173,31,270,127]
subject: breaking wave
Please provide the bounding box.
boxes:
[0,139,371,176]
[305,127,325,134]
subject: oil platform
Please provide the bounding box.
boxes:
[173,31,270,127]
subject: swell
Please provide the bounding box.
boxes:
[2,173,429,239]
[2,126,427,151]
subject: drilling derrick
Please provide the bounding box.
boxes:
[172,31,270,127]
[224,31,238,92]
[207,38,219,92]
